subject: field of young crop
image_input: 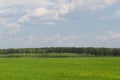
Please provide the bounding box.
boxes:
[0,57,120,80]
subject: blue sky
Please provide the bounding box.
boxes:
[0,0,120,48]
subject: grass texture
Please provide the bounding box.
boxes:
[0,57,120,80]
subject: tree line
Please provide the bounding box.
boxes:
[0,47,120,57]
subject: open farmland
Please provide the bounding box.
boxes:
[0,57,120,80]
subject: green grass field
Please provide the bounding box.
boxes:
[0,57,120,80]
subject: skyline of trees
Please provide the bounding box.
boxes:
[0,47,120,57]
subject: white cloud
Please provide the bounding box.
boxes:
[0,0,118,29]
[42,22,56,25]
[1,31,120,48]
[95,31,120,47]
[0,8,14,14]
[25,34,92,47]
[16,0,118,24]
[0,0,53,7]
[27,36,38,44]
[96,31,120,41]
[101,16,113,20]
[32,8,48,16]
[6,23,20,33]
[59,2,75,15]
[105,0,118,6]
[101,9,120,20]
[72,0,118,11]
[0,18,21,34]
[24,31,120,47]
[114,10,120,16]
[0,0,118,33]
[0,0,119,48]
[18,15,30,23]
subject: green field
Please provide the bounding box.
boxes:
[0,57,120,80]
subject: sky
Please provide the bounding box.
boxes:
[0,0,120,48]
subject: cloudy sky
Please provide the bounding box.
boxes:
[0,0,120,48]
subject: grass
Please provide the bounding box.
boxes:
[0,57,120,80]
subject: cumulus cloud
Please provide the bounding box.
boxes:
[59,2,74,15]
[32,8,48,16]
[95,31,120,47]
[1,31,120,48]
[27,36,38,44]
[0,0,119,48]
[6,23,20,33]
[25,34,93,47]
[0,18,20,34]
[0,0,118,26]
[114,10,120,16]
[0,0,53,7]
[0,8,15,15]
[101,8,120,20]
[0,0,119,36]
[18,8,50,23]
[27,31,120,47]
[72,0,118,11]
[18,15,30,23]
[16,0,118,24]
[96,31,120,40]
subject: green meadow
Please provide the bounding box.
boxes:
[0,57,120,80]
